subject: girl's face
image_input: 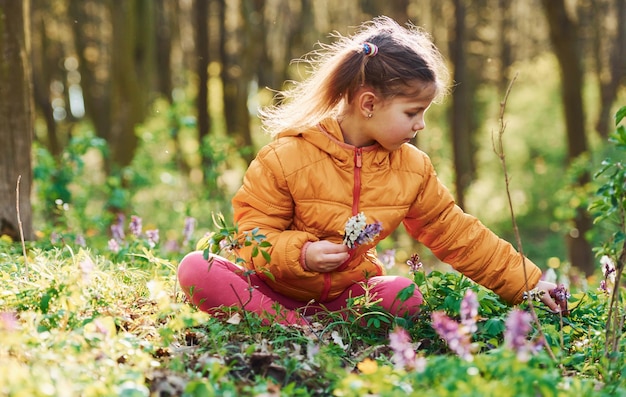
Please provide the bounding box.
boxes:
[367,82,437,151]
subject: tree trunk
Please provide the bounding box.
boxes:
[220,0,254,165]
[107,0,149,169]
[155,0,173,102]
[68,0,112,159]
[594,0,626,138]
[541,0,595,275]
[0,0,34,241]
[448,0,474,209]
[498,0,513,94]
[30,0,62,157]
[194,0,211,182]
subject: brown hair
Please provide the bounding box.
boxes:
[260,16,450,136]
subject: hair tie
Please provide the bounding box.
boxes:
[363,42,378,57]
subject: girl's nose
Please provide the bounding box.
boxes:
[413,116,425,131]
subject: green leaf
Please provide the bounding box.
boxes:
[482,318,506,337]
[261,250,272,263]
[262,270,275,281]
[395,284,416,302]
[615,106,626,125]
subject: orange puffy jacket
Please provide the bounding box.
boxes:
[232,118,541,304]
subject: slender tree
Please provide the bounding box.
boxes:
[219,0,255,164]
[0,0,34,241]
[590,0,626,138]
[541,0,594,275]
[448,0,475,209]
[194,0,211,180]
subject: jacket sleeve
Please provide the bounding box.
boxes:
[231,145,319,280]
[403,155,541,304]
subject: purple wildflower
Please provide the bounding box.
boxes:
[598,279,610,294]
[406,253,423,274]
[379,249,396,269]
[504,309,540,362]
[111,214,125,242]
[343,212,382,249]
[50,232,61,245]
[75,234,86,247]
[129,215,143,237]
[389,326,424,371]
[460,290,478,334]
[355,221,383,246]
[108,238,120,253]
[431,311,474,361]
[163,239,180,253]
[182,217,196,246]
[145,229,159,248]
[549,284,571,315]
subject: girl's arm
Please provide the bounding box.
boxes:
[403,155,545,305]
[231,144,319,278]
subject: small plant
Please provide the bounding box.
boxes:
[588,105,626,385]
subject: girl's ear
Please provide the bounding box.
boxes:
[357,89,378,117]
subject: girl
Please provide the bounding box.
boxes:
[178,16,559,325]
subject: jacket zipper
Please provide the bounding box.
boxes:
[352,148,362,215]
[321,147,363,301]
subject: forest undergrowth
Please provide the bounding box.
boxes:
[1,97,625,396]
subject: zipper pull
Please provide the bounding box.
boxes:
[355,148,362,168]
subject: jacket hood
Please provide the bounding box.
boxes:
[278,118,391,169]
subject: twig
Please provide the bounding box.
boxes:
[605,246,625,355]
[16,175,28,277]
[491,74,558,362]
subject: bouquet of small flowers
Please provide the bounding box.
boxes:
[342,212,383,249]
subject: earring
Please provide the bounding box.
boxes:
[368,113,373,118]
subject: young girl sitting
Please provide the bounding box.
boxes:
[178,16,559,325]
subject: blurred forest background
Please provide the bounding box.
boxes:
[1,0,625,279]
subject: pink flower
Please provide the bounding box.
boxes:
[406,253,423,274]
[111,214,125,242]
[431,311,474,361]
[79,256,95,282]
[379,249,396,269]
[388,326,425,371]
[145,229,159,248]
[549,284,570,315]
[108,238,120,253]
[504,309,541,362]
[460,289,478,334]
[429,290,479,361]
[75,234,86,247]
[182,217,196,246]
[129,215,143,237]
[0,312,18,331]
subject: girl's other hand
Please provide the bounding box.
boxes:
[535,280,561,312]
[305,240,350,272]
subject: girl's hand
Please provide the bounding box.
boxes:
[304,241,350,272]
[535,280,561,312]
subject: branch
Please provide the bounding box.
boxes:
[491,74,557,362]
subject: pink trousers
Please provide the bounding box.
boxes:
[177,251,423,325]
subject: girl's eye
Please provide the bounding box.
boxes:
[407,112,417,117]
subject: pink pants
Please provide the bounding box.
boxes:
[177,251,423,325]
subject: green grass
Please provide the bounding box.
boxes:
[1,236,624,396]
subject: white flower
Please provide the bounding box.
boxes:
[343,212,367,248]
[600,255,616,283]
